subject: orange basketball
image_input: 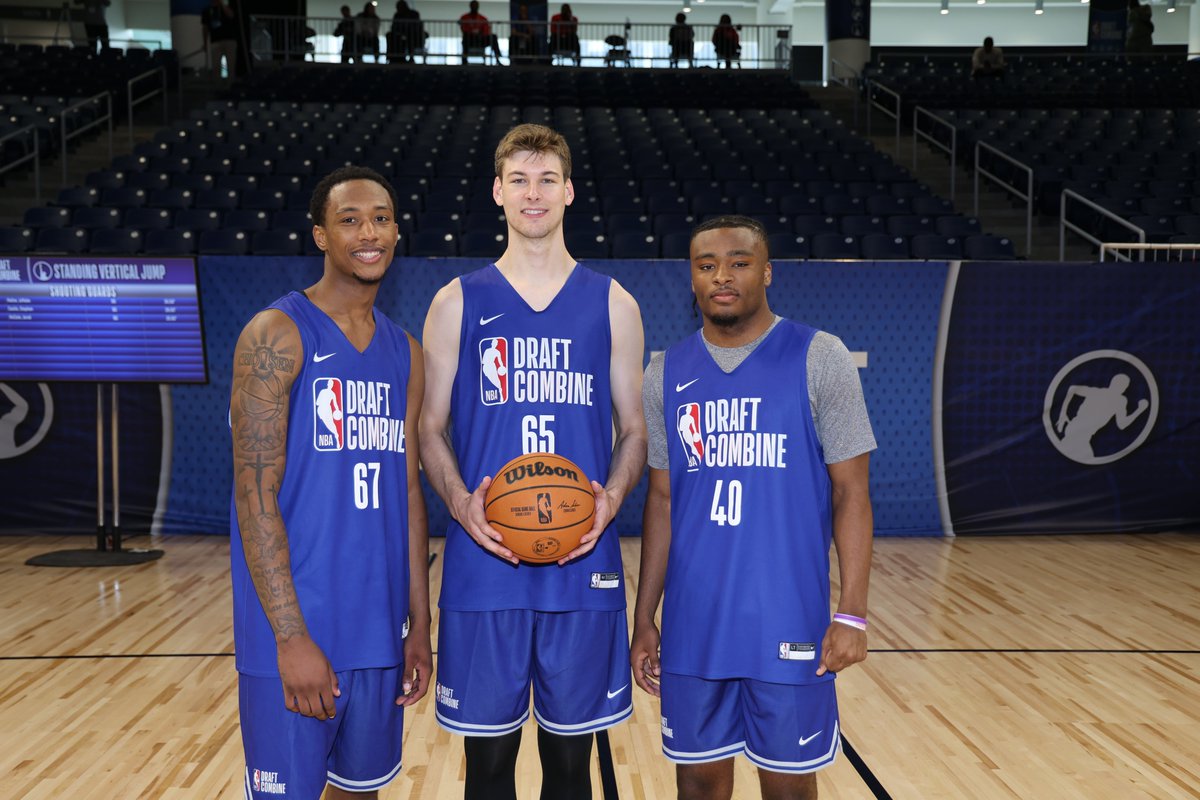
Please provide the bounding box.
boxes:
[484,453,596,563]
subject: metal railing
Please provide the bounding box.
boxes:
[865,81,902,157]
[913,106,957,202]
[249,16,791,70]
[60,92,113,186]
[0,35,165,50]
[974,141,1032,256]
[829,58,860,127]
[126,67,167,150]
[1060,189,1146,261]
[1099,242,1199,262]
[0,125,41,204]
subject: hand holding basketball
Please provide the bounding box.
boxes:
[484,453,596,564]
[454,476,516,564]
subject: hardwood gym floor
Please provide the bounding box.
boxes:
[1,533,1197,799]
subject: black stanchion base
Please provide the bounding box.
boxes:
[26,549,165,567]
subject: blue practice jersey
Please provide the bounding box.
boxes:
[662,320,834,684]
[439,264,623,612]
[231,291,412,677]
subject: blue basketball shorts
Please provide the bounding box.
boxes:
[435,609,632,737]
[659,672,841,774]
[239,665,406,799]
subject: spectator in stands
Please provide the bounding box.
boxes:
[355,2,382,62]
[971,37,1006,81]
[1126,0,1154,54]
[388,0,425,63]
[459,1,503,64]
[550,3,581,66]
[510,4,537,64]
[712,14,740,69]
[335,4,357,63]
[76,0,111,53]
[669,12,694,69]
[202,0,239,80]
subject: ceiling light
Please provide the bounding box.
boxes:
[1034,0,1044,13]
[941,0,950,13]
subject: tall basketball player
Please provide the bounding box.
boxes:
[229,166,432,800]
[421,124,647,799]
[632,216,877,800]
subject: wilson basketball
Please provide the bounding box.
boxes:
[484,453,596,563]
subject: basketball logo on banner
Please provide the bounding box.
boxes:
[0,383,54,460]
[1042,350,1158,465]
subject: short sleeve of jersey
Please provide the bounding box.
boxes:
[809,331,877,464]
[643,352,669,470]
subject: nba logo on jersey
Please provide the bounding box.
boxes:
[313,377,344,451]
[480,337,509,405]
[676,403,704,471]
[253,770,260,791]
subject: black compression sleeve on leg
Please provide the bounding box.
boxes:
[537,727,594,800]
[465,730,522,800]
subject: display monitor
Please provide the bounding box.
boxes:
[0,255,208,383]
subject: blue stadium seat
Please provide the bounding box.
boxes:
[811,234,860,259]
[1175,216,1200,238]
[71,207,122,230]
[54,187,99,208]
[23,206,71,229]
[793,215,840,236]
[911,235,964,260]
[224,209,272,232]
[99,187,148,209]
[194,189,240,210]
[0,227,34,252]
[860,234,911,260]
[1129,216,1177,243]
[273,209,313,233]
[171,173,215,193]
[886,215,937,237]
[822,195,863,216]
[89,229,143,255]
[34,227,89,253]
[174,209,223,232]
[409,231,458,257]
[198,230,250,255]
[127,171,171,191]
[766,233,810,259]
[607,213,652,235]
[123,208,173,230]
[610,233,659,259]
[934,216,983,237]
[840,215,887,236]
[148,187,195,211]
[143,229,197,255]
[460,231,506,257]
[564,232,609,259]
[241,189,287,211]
[964,235,1017,261]
[251,230,303,255]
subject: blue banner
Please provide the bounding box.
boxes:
[940,262,1200,534]
[1087,0,1128,54]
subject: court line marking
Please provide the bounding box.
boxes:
[841,734,894,800]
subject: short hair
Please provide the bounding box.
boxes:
[689,215,769,256]
[675,12,686,23]
[494,123,573,181]
[309,165,398,227]
[983,36,994,47]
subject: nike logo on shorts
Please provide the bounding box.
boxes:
[480,313,505,325]
[798,731,822,746]
[675,379,699,392]
[607,684,629,699]
[313,352,336,362]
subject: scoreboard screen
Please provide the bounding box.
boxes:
[0,255,208,383]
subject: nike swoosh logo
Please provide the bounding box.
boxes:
[798,731,822,746]
[479,313,505,325]
[675,379,699,392]
[313,352,336,363]
[606,684,629,699]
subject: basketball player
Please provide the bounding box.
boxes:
[632,216,876,800]
[229,166,431,800]
[421,124,647,799]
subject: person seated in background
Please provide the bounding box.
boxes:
[668,12,694,68]
[459,0,503,64]
[509,4,537,64]
[712,14,740,69]
[971,36,1006,80]
[549,3,581,65]
[388,0,425,63]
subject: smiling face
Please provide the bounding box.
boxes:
[493,150,574,242]
[312,178,398,286]
[689,225,773,332]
